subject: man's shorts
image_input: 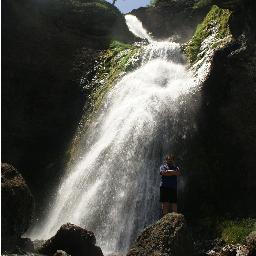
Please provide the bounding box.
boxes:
[160,187,177,203]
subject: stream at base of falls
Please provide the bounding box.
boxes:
[26,15,200,255]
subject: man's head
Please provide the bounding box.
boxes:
[165,154,174,164]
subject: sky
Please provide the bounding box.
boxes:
[106,0,151,13]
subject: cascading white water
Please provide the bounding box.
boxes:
[28,15,199,254]
[125,14,153,41]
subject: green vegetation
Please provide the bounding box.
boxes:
[185,5,232,64]
[85,40,141,123]
[193,216,256,245]
[90,41,140,112]
[218,218,256,244]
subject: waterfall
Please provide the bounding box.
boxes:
[28,15,199,254]
[125,14,153,42]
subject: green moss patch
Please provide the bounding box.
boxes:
[185,5,232,64]
[81,40,141,127]
[218,218,256,244]
[89,41,140,112]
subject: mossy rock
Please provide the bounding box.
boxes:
[88,40,141,116]
[185,5,232,64]
[217,219,256,244]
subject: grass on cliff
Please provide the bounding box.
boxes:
[185,5,231,64]
[195,217,256,245]
[87,40,141,120]
[91,41,140,111]
[218,218,256,244]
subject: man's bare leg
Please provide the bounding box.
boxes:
[162,202,170,215]
[171,203,177,213]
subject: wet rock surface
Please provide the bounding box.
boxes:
[127,213,193,256]
[39,223,103,256]
[1,163,35,252]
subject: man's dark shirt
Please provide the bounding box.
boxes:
[159,163,180,188]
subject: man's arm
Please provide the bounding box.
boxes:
[161,166,181,176]
[161,170,180,176]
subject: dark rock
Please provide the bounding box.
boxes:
[33,239,46,252]
[214,0,245,10]
[1,163,35,252]
[127,213,193,256]
[185,39,256,217]
[180,0,256,218]
[246,231,256,256]
[18,237,35,252]
[213,0,256,40]
[131,0,209,43]
[194,237,224,256]
[207,244,250,256]
[39,223,103,256]
[53,250,71,256]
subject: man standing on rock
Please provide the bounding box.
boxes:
[159,154,181,215]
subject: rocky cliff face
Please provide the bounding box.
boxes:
[183,0,256,217]
[2,0,134,208]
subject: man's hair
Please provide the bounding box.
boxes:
[165,154,174,161]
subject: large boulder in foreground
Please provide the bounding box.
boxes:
[127,213,193,256]
[1,163,34,251]
[39,223,103,256]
